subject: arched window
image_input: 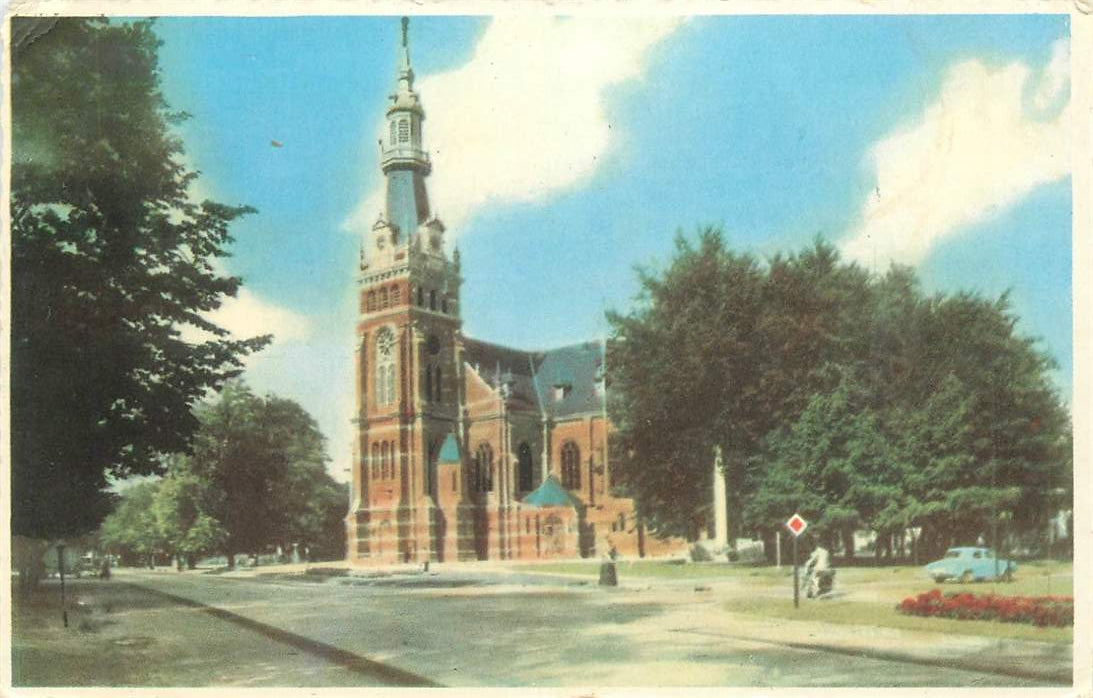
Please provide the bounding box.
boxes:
[367,291,377,312]
[391,285,401,306]
[517,442,534,492]
[433,366,442,403]
[370,442,380,480]
[561,442,581,490]
[375,327,396,407]
[424,365,433,403]
[429,290,437,311]
[381,441,390,479]
[386,363,396,406]
[379,287,389,310]
[417,286,424,306]
[389,121,397,145]
[398,119,410,143]
[474,443,494,493]
[426,439,440,498]
[388,442,397,480]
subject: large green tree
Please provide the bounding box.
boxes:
[10,18,269,539]
[608,228,1071,555]
[607,229,767,538]
[186,383,343,567]
[99,481,164,567]
[152,456,226,568]
[98,386,346,568]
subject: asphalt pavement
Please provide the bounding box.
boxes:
[89,566,1067,688]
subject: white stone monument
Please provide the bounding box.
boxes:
[713,445,728,550]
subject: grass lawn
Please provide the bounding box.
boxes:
[722,596,1072,644]
[512,559,1071,593]
[510,560,786,580]
[512,559,1073,643]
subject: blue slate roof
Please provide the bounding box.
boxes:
[385,169,430,238]
[534,341,605,419]
[437,433,461,464]
[462,337,605,419]
[521,475,583,509]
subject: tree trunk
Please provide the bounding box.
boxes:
[186,553,196,570]
[226,551,235,570]
[842,528,855,560]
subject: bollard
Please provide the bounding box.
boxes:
[599,560,618,587]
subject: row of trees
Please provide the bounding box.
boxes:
[101,383,347,568]
[607,230,1071,560]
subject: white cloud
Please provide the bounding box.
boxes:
[347,16,684,238]
[841,39,1070,269]
[179,287,313,349]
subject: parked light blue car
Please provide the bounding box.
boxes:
[925,546,1017,583]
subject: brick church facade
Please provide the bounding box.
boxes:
[346,19,677,564]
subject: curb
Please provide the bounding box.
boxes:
[122,581,442,688]
[672,627,1070,684]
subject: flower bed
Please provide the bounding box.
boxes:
[897,589,1073,627]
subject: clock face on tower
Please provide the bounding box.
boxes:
[376,328,395,358]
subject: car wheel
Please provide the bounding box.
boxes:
[960,570,973,584]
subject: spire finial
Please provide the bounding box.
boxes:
[401,16,409,48]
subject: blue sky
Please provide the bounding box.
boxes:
[153,15,1072,477]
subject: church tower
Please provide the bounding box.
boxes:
[348,17,464,563]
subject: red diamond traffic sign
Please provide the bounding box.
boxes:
[785,513,808,537]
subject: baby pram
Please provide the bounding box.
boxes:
[803,559,836,598]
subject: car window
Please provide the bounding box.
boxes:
[973,551,982,559]
[945,550,961,558]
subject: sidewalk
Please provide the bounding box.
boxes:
[682,607,1072,684]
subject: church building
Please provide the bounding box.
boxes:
[346,19,675,564]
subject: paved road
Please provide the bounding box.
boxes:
[110,568,1054,688]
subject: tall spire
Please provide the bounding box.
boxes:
[377,15,432,242]
[397,16,414,93]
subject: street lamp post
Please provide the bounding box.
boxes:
[56,544,68,628]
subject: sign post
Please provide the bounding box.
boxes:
[785,513,808,609]
[56,544,68,628]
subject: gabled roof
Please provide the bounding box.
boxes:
[462,336,606,419]
[521,474,584,509]
[534,341,605,419]
[437,433,461,464]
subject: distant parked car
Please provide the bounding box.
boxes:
[925,547,1016,583]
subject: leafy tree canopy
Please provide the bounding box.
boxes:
[99,384,347,567]
[10,18,270,538]
[608,228,1071,554]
